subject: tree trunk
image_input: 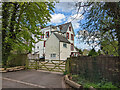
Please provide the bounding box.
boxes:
[2,2,19,66]
[2,2,11,66]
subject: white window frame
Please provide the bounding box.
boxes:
[51,54,56,58]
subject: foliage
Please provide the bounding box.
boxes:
[97,49,101,55]
[100,30,119,56]
[83,49,89,56]
[74,47,83,55]
[2,2,55,66]
[78,49,83,55]
[88,48,98,56]
[101,40,118,56]
[64,70,68,75]
[76,2,120,56]
[6,54,27,67]
[72,75,118,88]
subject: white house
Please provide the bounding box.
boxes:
[45,32,71,60]
[32,22,79,60]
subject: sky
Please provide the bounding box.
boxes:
[47,2,100,51]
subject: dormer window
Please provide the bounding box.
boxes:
[66,32,69,39]
[71,34,74,40]
[46,31,49,38]
[69,27,71,31]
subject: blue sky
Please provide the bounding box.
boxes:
[47,2,100,51]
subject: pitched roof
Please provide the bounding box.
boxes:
[57,22,71,33]
[40,22,74,35]
[54,33,70,43]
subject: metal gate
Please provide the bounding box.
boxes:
[27,59,66,73]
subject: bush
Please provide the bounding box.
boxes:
[5,54,27,67]
[72,75,118,88]
[101,82,117,88]
[88,48,98,56]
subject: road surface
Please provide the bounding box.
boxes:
[2,70,66,88]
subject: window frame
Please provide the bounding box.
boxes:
[71,34,74,40]
[51,54,56,58]
[69,27,71,31]
[46,31,49,38]
[41,33,44,39]
[66,32,69,39]
[63,43,67,48]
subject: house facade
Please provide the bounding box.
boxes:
[45,33,71,60]
[32,22,78,60]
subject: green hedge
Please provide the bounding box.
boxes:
[5,54,27,67]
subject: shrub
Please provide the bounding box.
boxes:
[88,48,98,56]
[72,75,118,88]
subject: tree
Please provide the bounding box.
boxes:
[101,40,118,56]
[79,49,83,55]
[83,49,89,56]
[75,47,83,55]
[97,49,101,55]
[88,48,98,56]
[2,2,55,66]
[76,2,120,56]
[100,29,118,56]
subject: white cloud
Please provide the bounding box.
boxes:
[66,14,84,30]
[50,13,66,24]
[55,2,76,13]
[54,2,84,29]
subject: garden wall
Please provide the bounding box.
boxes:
[69,56,120,84]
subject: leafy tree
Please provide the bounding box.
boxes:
[76,2,120,56]
[79,49,83,55]
[83,49,89,56]
[101,40,118,56]
[2,2,55,66]
[97,49,101,55]
[100,29,118,56]
[88,48,98,56]
[74,47,83,55]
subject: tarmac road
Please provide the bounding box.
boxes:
[2,70,66,88]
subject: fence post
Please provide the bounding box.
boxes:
[35,59,38,70]
[65,58,70,74]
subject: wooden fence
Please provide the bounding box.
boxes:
[68,56,120,84]
[27,59,66,73]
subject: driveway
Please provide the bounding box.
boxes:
[2,70,66,88]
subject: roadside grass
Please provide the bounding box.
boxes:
[72,75,119,88]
